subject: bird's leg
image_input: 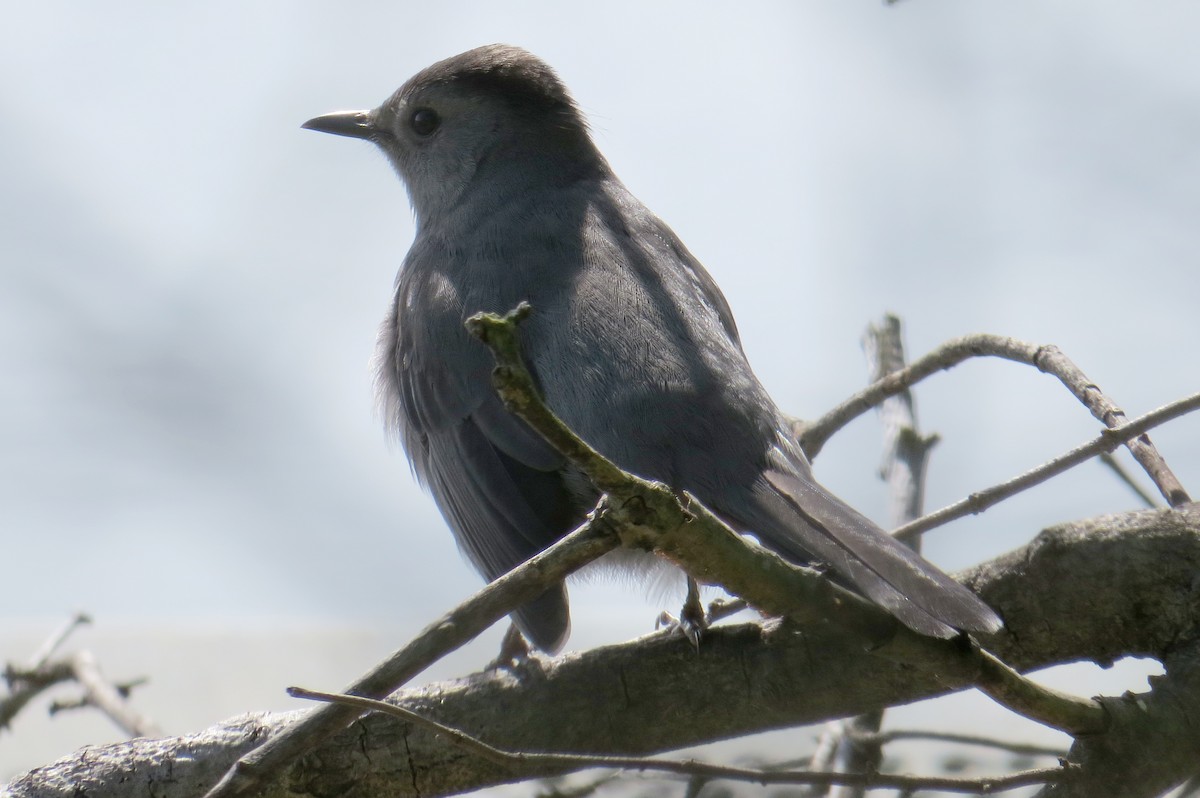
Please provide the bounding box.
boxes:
[485,622,533,671]
[656,576,708,650]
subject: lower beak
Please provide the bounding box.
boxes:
[301,110,375,140]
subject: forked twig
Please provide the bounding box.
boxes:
[894,391,1200,540]
[1,614,158,737]
[798,334,1191,506]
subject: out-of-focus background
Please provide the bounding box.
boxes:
[3,1,1197,786]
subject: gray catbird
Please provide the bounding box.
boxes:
[303,44,1002,653]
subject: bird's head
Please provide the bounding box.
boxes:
[303,44,606,226]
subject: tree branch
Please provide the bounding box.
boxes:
[815,314,938,797]
[797,333,1191,506]
[1,614,159,738]
[189,309,1196,798]
[463,307,1106,736]
[202,517,621,798]
[892,391,1200,540]
[289,687,1070,794]
[7,505,1198,798]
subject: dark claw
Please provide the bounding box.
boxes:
[485,623,536,671]
[655,577,709,651]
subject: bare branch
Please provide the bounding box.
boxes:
[63,651,161,738]
[1,615,156,738]
[973,648,1105,735]
[198,309,1196,798]
[1,660,74,732]
[798,333,1190,506]
[1098,453,1163,509]
[817,314,937,797]
[207,306,1133,798]
[9,505,1200,798]
[291,687,1070,794]
[894,391,1200,540]
[28,612,92,669]
[848,729,1065,758]
[202,516,619,798]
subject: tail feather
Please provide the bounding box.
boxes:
[753,467,1002,637]
[514,583,572,654]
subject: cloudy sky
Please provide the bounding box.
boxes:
[2,1,1198,779]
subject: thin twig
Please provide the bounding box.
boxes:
[290,687,1070,794]
[2,613,92,732]
[1,661,74,732]
[1098,453,1163,509]
[466,303,636,496]
[846,729,1065,758]
[2,616,158,738]
[63,651,161,738]
[798,334,1191,506]
[706,597,748,623]
[972,647,1106,735]
[28,612,91,669]
[893,391,1200,540]
[202,516,620,798]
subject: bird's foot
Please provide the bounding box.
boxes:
[656,576,709,651]
[485,623,540,672]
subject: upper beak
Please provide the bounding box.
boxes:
[301,110,375,140]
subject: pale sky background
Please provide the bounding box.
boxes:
[2,1,1198,787]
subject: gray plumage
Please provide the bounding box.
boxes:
[303,44,1002,653]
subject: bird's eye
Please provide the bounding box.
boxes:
[409,108,440,136]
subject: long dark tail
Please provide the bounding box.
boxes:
[743,464,1002,638]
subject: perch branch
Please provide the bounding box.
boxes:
[10,505,1200,798]
[472,305,1108,738]
[207,307,1143,797]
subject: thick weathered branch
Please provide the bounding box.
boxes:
[1037,636,1200,798]
[8,504,1199,798]
[290,687,1070,794]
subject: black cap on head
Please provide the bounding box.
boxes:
[407,45,579,115]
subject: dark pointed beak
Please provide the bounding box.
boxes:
[301,110,375,140]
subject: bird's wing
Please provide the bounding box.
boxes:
[379,269,579,652]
